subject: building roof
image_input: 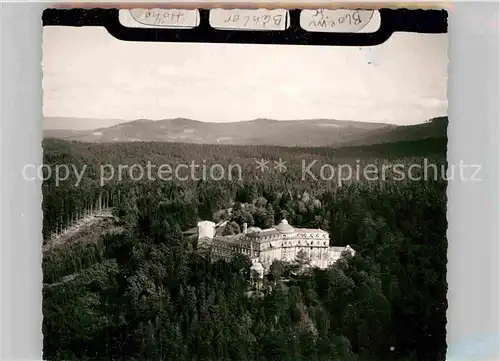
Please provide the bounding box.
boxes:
[214,233,246,244]
[330,245,355,253]
[295,228,329,234]
[247,226,262,234]
[248,219,328,238]
[215,220,228,228]
[254,228,280,237]
[203,218,330,245]
[198,220,216,227]
[183,226,198,235]
[274,219,295,232]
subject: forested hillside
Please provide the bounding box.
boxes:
[340,117,448,147]
[42,138,448,361]
[43,117,394,146]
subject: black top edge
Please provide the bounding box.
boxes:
[42,8,447,47]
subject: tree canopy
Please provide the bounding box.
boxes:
[42,138,448,361]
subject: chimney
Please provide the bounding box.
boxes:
[243,223,248,234]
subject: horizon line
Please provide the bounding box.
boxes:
[43,115,448,130]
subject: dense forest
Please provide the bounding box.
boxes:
[42,135,448,361]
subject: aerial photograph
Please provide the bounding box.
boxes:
[41,22,448,361]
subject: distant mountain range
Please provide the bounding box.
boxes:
[43,117,447,147]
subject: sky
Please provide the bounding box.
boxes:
[43,26,448,129]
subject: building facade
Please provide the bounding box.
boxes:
[196,219,355,277]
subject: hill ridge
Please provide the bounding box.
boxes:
[43,116,447,147]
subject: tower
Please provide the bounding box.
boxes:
[197,221,216,255]
[197,220,216,240]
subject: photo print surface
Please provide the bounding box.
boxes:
[42,13,449,361]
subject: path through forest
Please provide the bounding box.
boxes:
[43,208,114,252]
